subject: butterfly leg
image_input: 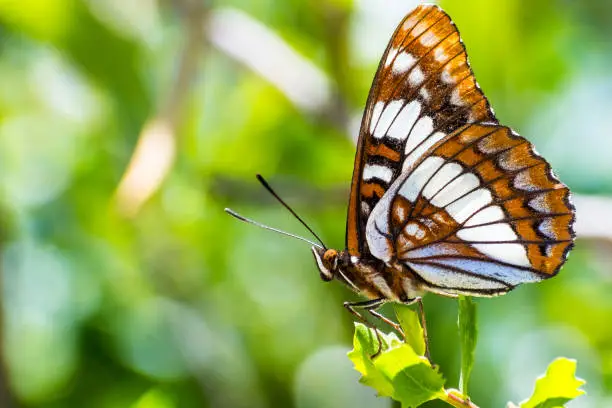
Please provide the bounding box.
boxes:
[343,298,386,357]
[367,309,404,336]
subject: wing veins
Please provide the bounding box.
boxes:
[399,91,487,163]
[439,238,572,244]
[402,126,500,223]
[408,139,534,220]
[369,9,444,134]
[410,153,542,224]
[407,259,511,286]
[383,7,438,74]
[375,41,463,143]
[405,254,544,274]
[396,185,561,256]
[458,212,571,229]
[370,19,457,139]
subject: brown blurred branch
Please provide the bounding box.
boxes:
[205,7,612,242]
[113,0,209,217]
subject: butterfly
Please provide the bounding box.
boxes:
[310,5,574,312]
[228,4,575,348]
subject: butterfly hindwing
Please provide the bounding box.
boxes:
[347,5,496,257]
[365,123,575,295]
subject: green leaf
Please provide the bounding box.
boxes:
[519,358,585,408]
[347,323,401,397]
[458,295,478,396]
[394,304,426,356]
[374,344,444,407]
[374,345,445,407]
[348,323,445,407]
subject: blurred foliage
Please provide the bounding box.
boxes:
[0,0,611,407]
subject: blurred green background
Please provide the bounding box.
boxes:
[1,0,611,407]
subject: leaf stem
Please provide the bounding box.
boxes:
[442,389,480,408]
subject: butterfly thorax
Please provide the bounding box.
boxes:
[311,246,424,302]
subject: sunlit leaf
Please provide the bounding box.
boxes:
[518,358,585,408]
[347,323,400,397]
[348,323,445,407]
[394,303,425,357]
[374,345,445,407]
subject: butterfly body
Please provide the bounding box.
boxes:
[309,5,574,303]
[312,246,425,302]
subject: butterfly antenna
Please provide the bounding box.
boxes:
[256,174,327,250]
[224,208,324,249]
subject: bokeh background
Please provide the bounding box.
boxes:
[1,0,612,407]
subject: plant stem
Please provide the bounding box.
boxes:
[442,389,480,408]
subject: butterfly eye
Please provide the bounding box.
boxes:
[323,249,338,267]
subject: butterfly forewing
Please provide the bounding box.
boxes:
[347,5,497,257]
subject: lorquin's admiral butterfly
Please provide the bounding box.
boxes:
[227,4,575,351]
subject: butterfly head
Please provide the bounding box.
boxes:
[311,247,372,294]
[311,247,341,282]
